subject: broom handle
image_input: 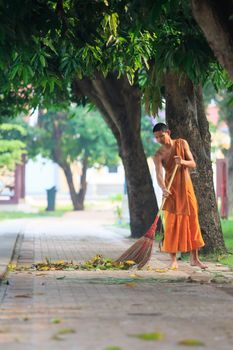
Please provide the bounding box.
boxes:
[154,163,179,224]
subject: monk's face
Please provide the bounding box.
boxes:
[154,130,171,145]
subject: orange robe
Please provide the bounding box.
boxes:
[162,139,205,253]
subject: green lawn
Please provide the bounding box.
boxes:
[0,206,73,220]
[218,218,233,266]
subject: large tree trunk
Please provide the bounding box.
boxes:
[73,73,159,237]
[226,117,233,215]
[165,72,226,254]
[191,0,233,81]
[61,161,86,211]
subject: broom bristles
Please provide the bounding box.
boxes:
[115,236,145,262]
[115,236,154,268]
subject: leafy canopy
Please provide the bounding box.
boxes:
[0,0,230,118]
[0,123,27,170]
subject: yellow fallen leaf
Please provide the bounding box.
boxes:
[129,273,142,278]
[125,282,136,288]
[54,260,65,264]
[7,263,17,272]
[155,268,168,273]
[130,332,165,341]
[40,266,50,271]
[125,260,136,265]
[178,339,205,346]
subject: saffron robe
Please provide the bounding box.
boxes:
[162,139,205,253]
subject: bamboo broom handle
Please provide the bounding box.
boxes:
[156,163,179,219]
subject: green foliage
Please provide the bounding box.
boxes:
[27,106,119,169]
[0,0,228,121]
[0,123,27,170]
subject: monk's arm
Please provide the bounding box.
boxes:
[174,140,196,169]
[153,153,170,197]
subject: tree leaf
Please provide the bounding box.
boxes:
[50,318,62,324]
[178,339,205,346]
[130,332,165,341]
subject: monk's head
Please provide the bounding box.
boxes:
[153,123,171,145]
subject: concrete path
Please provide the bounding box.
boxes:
[0,208,233,349]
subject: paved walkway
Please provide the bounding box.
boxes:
[0,208,233,349]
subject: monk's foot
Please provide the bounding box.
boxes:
[168,262,178,270]
[190,259,208,270]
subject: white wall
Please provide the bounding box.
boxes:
[25,156,59,195]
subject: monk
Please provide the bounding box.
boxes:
[153,123,207,270]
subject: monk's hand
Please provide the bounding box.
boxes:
[162,188,171,198]
[174,155,183,165]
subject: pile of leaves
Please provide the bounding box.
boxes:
[12,255,137,272]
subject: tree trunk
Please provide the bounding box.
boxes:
[191,0,233,82]
[76,155,88,210]
[165,72,226,254]
[226,117,233,215]
[73,73,159,237]
[62,161,84,210]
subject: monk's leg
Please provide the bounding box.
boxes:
[169,253,178,270]
[190,249,208,269]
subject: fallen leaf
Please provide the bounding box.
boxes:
[39,266,50,271]
[57,328,76,335]
[125,282,136,288]
[52,327,76,341]
[19,316,29,321]
[7,263,17,272]
[15,295,32,298]
[129,274,142,278]
[155,268,168,273]
[125,260,136,265]
[130,332,165,341]
[50,318,62,324]
[178,339,205,346]
[29,255,138,272]
[56,276,66,280]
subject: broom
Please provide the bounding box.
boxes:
[115,164,179,269]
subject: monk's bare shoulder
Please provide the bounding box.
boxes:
[153,148,163,164]
[180,139,196,166]
[180,138,189,149]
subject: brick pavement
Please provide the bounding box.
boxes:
[0,209,233,350]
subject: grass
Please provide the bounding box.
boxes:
[218,218,233,266]
[0,206,73,221]
[221,218,233,253]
